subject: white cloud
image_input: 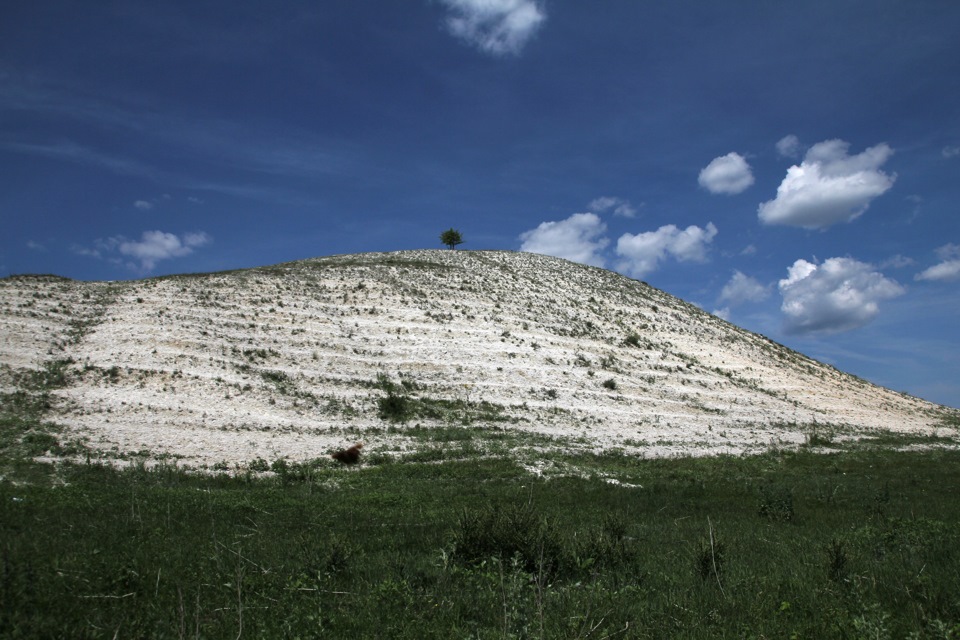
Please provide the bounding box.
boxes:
[615,222,717,277]
[439,0,545,56]
[588,196,638,218]
[758,139,896,229]
[778,257,905,334]
[26,240,46,251]
[698,152,754,195]
[916,261,960,282]
[915,243,960,282]
[117,230,210,271]
[134,200,153,210]
[776,134,802,158]
[75,230,211,272]
[943,146,960,159]
[519,213,609,267]
[719,270,770,306]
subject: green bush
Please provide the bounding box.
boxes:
[450,503,635,579]
[758,485,795,521]
[451,503,566,576]
[21,432,60,456]
[695,535,725,583]
[378,393,411,422]
[248,457,270,472]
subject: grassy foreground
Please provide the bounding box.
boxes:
[2,446,960,639]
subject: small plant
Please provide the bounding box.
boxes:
[826,538,848,582]
[694,527,725,585]
[873,482,891,518]
[450,503,564,576]
[21,432,60,456]
[806,425,834,447]
[378,393,411,422]
[248,457,270,472]
[758,485,795,522]
[602,378,617,391]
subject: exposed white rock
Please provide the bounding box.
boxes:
[1,250,953,468]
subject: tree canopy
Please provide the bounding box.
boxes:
[440,228,464,250]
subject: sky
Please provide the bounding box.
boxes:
[2,0,959,408]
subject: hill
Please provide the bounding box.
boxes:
[1,250,956,469]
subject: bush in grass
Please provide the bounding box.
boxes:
[695,536,725,582]
[758,485,795,521]
[572,513,635,574]
[826,538,848,582]
[451,504,635,579]
[21,432,60,456]
[248,457,270,472]
[451,503,565,576]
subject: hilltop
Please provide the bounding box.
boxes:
[1,250,956,469]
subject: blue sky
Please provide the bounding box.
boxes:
[2,1,959,407]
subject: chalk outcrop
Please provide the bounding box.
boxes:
[1,250,953,467]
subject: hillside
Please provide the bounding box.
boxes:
[1,250,955,469]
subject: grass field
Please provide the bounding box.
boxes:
[3,441,960,639]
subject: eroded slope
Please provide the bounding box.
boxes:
[1,250,954,468]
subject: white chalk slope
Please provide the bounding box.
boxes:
[1,250,953,467]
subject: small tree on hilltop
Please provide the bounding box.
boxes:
[440,228,464,250]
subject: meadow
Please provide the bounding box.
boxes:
[2,440,960,639]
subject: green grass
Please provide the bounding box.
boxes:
[3,354,959,637]
[3,448,960,638]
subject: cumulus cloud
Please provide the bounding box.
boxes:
[134,200,153,210]
[118,231,210,271]
[588,196,638,218]
[758,139,896,229]
[698,152,754,195]
[519,213,609,267]
[439,0,545,56]
[915,243,960,282]
[615,222,718,277]
[75,230,211,272]
[943,146,960,159]
[778,257,905,334]
[719,270,770,306]
[776,134,802,158]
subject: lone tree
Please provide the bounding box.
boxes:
[440,228,464,250]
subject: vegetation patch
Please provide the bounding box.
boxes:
[375,374,511,425]
[3,449,960,637]
[1,359,87,466]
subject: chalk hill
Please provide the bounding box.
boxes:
[1,250,954,468]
